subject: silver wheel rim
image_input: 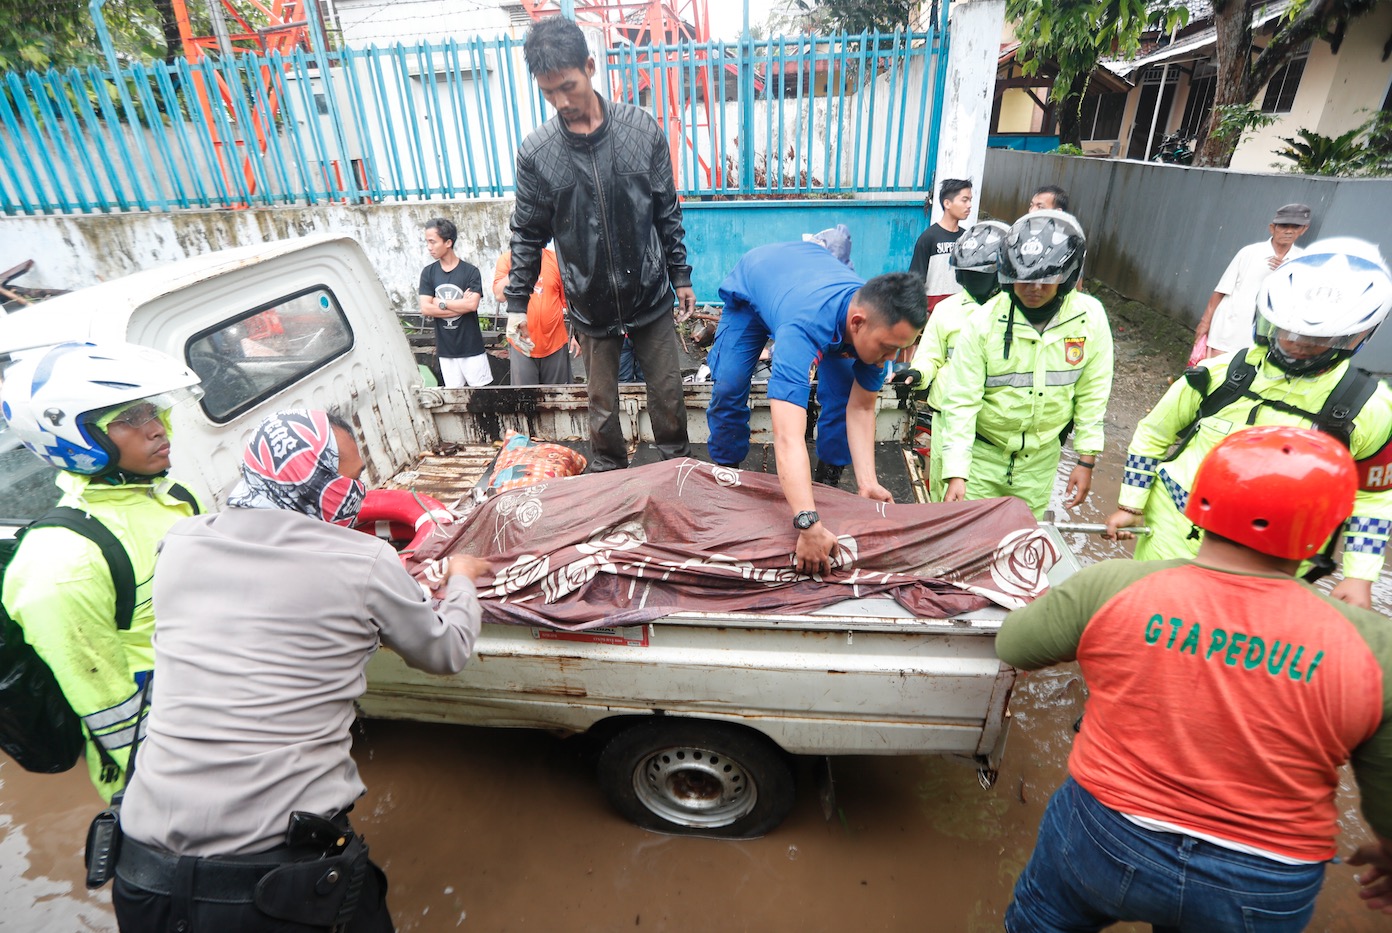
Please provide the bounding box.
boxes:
[631,743,758,828]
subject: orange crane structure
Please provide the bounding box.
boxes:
[169,0,321,199]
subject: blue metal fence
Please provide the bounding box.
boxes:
[0,29,947,215]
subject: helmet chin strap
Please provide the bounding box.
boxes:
[1261,334,1365,377]
[1266,346,1345,376]
[964,281,999,305]
[99,467,171,485]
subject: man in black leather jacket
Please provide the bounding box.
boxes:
[506,15,693,472]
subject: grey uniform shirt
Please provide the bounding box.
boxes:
[120,508,481,856]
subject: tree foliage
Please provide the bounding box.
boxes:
[770,0,916,35]
[1005,0,1187,146]
[1273,112,1392,177]
[0,0,177,73]
[1197,0,1383,167]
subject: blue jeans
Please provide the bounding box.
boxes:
[1006,777,1326,933]
[706,306,854,468]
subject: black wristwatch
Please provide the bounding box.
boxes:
[793,510,820,530]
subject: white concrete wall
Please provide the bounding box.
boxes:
[0,200,516,323]
[933,0,1005,221]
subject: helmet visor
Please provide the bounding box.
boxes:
[1255,317,1371,356]
[998,268,1070,285]
[91,387,204,432]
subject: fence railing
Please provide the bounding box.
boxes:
[0,29,947,216]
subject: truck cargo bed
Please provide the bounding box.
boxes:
[386,441,926,507]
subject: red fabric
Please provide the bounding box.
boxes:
[1070,565,1384,861]
[1187,332,1209,366]
[408,458,1057,630]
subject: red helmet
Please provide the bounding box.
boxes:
[1185,426,1357,559]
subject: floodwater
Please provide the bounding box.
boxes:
[2,296,1390,931]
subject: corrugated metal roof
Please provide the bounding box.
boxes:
[1105,0,1291,78]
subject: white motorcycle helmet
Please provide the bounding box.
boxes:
[1,342,203,476]
[1254,238,1392,375]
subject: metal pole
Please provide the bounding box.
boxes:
[205,0,236,59]
[560,0,576,20]
[1143,26,1178,160]
[739,8,754,191]
[89,0,122,78]
[89,0,171,210]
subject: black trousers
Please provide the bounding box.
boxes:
[579,315,691,470]
[113,851,393,933]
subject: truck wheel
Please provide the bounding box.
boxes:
[596,719,795,838]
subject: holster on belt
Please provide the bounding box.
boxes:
[253,812,371,928]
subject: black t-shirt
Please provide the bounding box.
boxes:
[908,223,963,298]
[419,259,485,358]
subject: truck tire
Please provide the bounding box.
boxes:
[596,718,795,838]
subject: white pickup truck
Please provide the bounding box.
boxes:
[0,234,1080,837]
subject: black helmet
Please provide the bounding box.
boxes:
[950,221,1010,273]
[998,210,1086,292]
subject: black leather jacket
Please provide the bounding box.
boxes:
[506,97,692,338]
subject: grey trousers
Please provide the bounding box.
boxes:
[508,344,574,386]
[579,316,691,471]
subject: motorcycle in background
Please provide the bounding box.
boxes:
[1152,132,1196,165]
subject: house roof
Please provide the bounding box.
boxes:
[998,41,1133,94]
[1104,0,1292,78]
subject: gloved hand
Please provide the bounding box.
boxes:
[507,313,534,355]
[889,368,921,386]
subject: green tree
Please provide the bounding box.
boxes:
[0,0,175,72]
[1197,0,1383,167]
[1005,0,1187,147]
[771,0,916,35]
[1273,112,1392,177]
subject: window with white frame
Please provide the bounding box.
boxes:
[1261,43,1311,114]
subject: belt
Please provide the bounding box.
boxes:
[116,838,314,903]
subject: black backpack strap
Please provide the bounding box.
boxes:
[1167,354,1259,462]
[29,509,137,631]
[166,483,201,516]
[1312,366,1378,447]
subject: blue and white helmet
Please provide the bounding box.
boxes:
[1,342,202,475]
[1255,238,1392,374]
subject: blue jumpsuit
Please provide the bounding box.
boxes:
[707,241,887,468]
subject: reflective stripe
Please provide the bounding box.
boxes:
[1345,535,1388,555]
[1159,469,1189,512]
[1348,516,1391,536]
[83,688,143,732]
[1125,453,1159,473]
[985,372,1033,388]
[1123,470,1154,490]
[1044,369,1083,386]
[93,714,148,753]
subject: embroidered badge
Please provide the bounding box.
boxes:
[1064,337,1086,366]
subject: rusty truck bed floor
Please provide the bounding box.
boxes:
[385,441,923,507]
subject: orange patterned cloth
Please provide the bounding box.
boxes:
[488,431,587,491]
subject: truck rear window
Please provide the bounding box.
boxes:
[0,421,60,527]
[186,287,354,422]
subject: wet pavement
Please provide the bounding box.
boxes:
[1,288,1389,931]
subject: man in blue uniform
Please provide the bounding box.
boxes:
[707,240,925,575]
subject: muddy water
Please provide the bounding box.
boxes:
[2,293,1389,931]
